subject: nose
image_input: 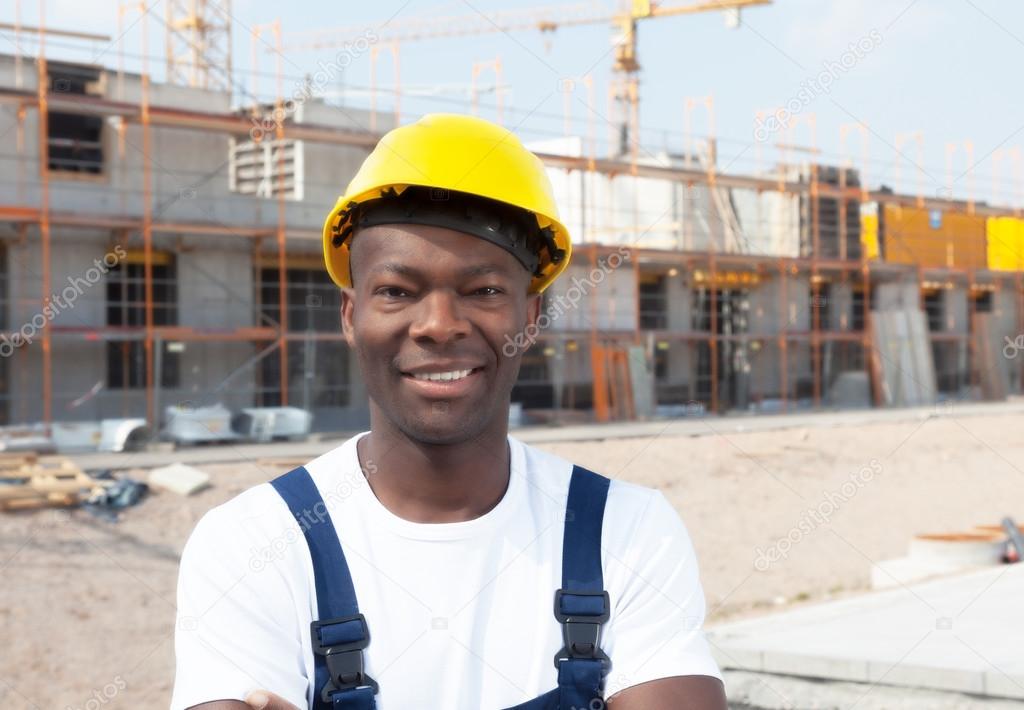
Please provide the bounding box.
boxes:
[408,289,471,344]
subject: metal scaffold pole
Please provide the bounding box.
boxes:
[272,21,290,407]
[35,10,52,427]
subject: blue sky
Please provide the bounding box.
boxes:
[10,0,1024,207]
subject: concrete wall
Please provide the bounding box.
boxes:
[532,136,803,257]
[543,253,637,332]
[875,279,920,311]
[748,275,811,399]
[6,230,116,421]
[647,272,820,408]
[0,53,383,233]
[0,232,361,425]
[0,228,259,422]
[829,280,854,331]
[3,54,1021,424]
[176,244,254,328]
[992,288,1023,392]
[664,274,694,387]
[945,289,969,333]
[0,54,394,427]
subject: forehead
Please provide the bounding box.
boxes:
[352,223,524,277]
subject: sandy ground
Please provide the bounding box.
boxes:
[2,408,1023,709]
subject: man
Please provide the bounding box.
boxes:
[171,113,726,710]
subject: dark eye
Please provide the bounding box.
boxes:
[376,286,409,298]
[474,286,503,296]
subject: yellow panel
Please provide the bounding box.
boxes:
[881,204,986,268]
[987,217,1024,272]
[861,211,879,260]
[122,249,172,266]
[256,253,325,270]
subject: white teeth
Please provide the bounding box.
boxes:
[412,369,473,382]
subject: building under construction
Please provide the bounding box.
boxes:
[1,8,1023,434]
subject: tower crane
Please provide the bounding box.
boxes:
[281,0,771,154]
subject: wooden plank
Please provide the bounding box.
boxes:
[0,494,79,511]
[0,453,39,470]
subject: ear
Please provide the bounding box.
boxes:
[340,287,356,348]
[524,291,543,334]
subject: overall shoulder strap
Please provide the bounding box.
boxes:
[271,466,378,710]
[553,464,611,709]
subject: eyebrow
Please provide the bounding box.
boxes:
[370,261,417,278]
[458,262,505,276]
[368,262,510,279]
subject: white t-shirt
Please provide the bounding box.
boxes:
[170,431,720,710]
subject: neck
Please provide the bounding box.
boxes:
[356,411,511,524]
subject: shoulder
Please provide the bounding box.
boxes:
[512,436,682,543]
[181,435,358,568]
[181,481,296,569]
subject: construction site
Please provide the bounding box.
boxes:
[0,1,1021,441]
[1,1,1024,709]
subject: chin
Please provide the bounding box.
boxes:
[395,407,496,447]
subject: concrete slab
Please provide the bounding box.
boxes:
[871,555,987,590]
[724,669,1024,710]
[709,564,1024,700]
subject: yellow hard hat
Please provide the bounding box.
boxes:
[322,113,572,294]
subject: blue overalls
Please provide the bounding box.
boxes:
[270,463,612,710]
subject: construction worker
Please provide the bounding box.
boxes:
[171,113,726,710]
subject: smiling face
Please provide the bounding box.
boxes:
[341,223,542,446]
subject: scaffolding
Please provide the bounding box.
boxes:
[1,11,1023,433]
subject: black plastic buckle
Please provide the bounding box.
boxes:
[552,589,611,671]
[310,614,379,702]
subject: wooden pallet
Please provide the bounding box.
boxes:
[0,452,41,469]
[0,455,108,511]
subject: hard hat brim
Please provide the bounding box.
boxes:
[322,183,572,294]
